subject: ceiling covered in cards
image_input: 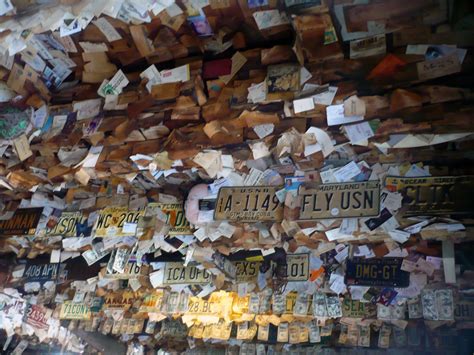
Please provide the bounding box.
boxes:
[0,0,473,213]
[1,0,474,353]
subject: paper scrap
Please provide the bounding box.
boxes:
[253,10,289,30]
[93,17,122,42]
[344,121,374,145]
[13,134,33,161]
[333,161,361,182]
[293,96,315,114]
[306,127,334,157]
[326,104,364,126]
[253,124,274,139]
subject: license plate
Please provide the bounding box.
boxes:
[233,260,262,282]
[299,181,380,219]
[139,292,164,312]
[345,257,409,287]
[26,304,50,329]
[214,186,283,222]
[0,207,43,236]
[187,297,218,315]
[103,291,134,310]
[46,212,85,237]
[160,320,189,338]
[105,262,142,279]
[342,298,377,318]
[59,301,91,320]
[385,176,474,215]
[233,254,309,282]
[23,263,60,283]
[163,262,212,285]
[455,301,474,321]
[146,203,192,235]
[93,207,144,237]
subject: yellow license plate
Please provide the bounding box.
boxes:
[214,186,283,222]
[299,181,380,219]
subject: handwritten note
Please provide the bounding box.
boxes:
[417,53,461,81]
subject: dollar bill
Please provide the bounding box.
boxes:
[347,325,359,346]
[259,290,272,313]
[299,323,309,343]
[236,321,249,340]
[393,326,407,347]
[392,303,406,320]
[289,322,300,344]
[320,323,333,337]
[421,289,438,320]
[240,342,256,355]
[436,289,454,321]
[358,324,371,347]
[272,292,285,314]
[309,320,321,343]
[277,322,289,342]
[258,324,270,341]
[338,324,348,344]
[408,296,423,319]
[326,296,342,318]
[163,291,180,314]
[377,303,392,320]
[177,292,189,313]
[249,293,260,314]
[377,324,391,348]
[294,293,309,316]
[313,292,328,317]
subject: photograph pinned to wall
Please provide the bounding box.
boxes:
[285,176,305,191]
[188,10,213,37]
[267,64,300,93]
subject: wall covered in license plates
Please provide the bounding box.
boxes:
[0,0,474,354]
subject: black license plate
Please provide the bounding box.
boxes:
[23,262,60,283]
[385,175,474,215]
[345,257,409,287]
